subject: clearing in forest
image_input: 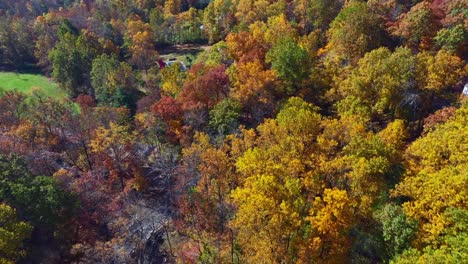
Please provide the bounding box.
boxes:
[0,71,66,99]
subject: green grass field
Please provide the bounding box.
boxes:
[0,72,66,98]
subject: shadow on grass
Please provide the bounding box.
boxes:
[0,63,43,75]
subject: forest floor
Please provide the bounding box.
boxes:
[0,71,66,99]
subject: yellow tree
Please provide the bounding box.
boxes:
[230,97,322,263]
[263,14,298,45]
[300,188,354,263]
[228,60,277,105]
[234,0,287,26]
[160,63,185,97]
[228,60,277,123]
[315,113,403,217]
[163,0,182,16]
[226,30,269,64]
[378,119,409,152]
[393,104,468,246]
[338,47,416,121]
[416,50,467,93]
[89,122,136,190]
[0,204,32,264]
[178,132,239,262]
[125,16,158,72]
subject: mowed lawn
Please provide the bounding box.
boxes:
[0,72,66,98]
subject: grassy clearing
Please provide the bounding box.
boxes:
[0,72,66,99]
[159,44,210,66]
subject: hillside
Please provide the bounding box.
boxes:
[0,0,466,263]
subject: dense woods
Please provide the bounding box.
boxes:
[0,0,467,263]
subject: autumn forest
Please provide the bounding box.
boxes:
[0,0,467,263]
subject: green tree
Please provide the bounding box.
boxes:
[91,54,138,108]
[433,0,467,51]
[0,155,75,229]
[374,204,417,258]
[91,54,120,104]
[338,47,415,121]
[435,25,467,51]
[209,98,242,136]
[0,16,35,67]
[302,0,342,30]
[266,37,309,94]
[195,41,231,67]
[57,19,79,39]
[149,7,166,43]
[203,0,236,44]
[391,209,468,264]
[49,30,101,97]
[327,1,385,64]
